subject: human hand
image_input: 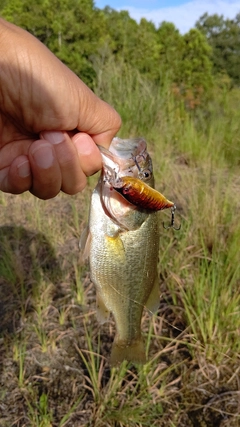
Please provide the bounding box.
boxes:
[0,18,121,199]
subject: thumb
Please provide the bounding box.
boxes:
[73,81,122,148]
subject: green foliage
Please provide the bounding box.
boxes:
[182,30,212,87]
[1,0,105,85]
[196,12,240,85]
[1,0,214,100]
[101,7,138,58]
[129,18,160,79]
[2,0,240,93]
[157,22,184,80]
[171,28,213,108]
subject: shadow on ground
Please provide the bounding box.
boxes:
[0,225,62,335]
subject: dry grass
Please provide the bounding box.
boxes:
[1,69,240,426]
[0,148,239,426]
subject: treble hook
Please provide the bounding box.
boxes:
[131,154,142,172]
[163,204,181,231]
[131,153,152,180]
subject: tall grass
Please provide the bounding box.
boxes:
[0,63,239,426]
[94,57,240,169]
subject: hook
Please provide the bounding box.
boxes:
[163,204,181,231]
[131,154,142,172]
[131,154,152,181]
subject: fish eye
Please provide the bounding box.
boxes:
[140,169,152,181]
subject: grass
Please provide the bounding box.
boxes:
[0,67,240,426]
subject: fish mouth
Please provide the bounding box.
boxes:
[108,137,147,159]
[98,137,149,178]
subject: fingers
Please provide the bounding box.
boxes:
[72,132,103,175]
[0,141,62,198]
[29,131,98,198]
[0,18,121,201]
[0,155,32,194]
[75,88,122,148]
[28,140,62,199]
[0,130,104,198]
[72,80,121,148]
[40,131,88,194]
[0,18,121,145]
[0,132,102,198]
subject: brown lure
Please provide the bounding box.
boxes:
[113,176,174,211]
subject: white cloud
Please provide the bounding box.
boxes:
[120,0,240,33]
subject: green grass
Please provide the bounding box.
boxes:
[0,68,240,426]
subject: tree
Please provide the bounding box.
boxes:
[100,8,139,64]
[1,0,105,85]
[156,24,213,107]
[157,21,184,81]
[196,13,240,85]
[126,18,160,80]
[179,29,213,107]
[0,0,215,97]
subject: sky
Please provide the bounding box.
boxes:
[94,0,240,33]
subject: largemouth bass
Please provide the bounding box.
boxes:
[81,137,173,366]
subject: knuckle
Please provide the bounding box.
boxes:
[62,178,87,195]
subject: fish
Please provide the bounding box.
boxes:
[81,137,173,366]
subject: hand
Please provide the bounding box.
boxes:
[0,18,121,199]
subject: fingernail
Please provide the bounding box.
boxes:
[17,160,31,178]
[32,143,54,169]
[41,131,65,145]
[73,134,94,155]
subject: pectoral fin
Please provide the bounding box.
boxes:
[79,226,91,262]
[105,234,125,261]
[145,276,160,314]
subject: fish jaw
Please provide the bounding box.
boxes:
[98,136,155,229]
[108,137,147,160]
[99,137,154,186]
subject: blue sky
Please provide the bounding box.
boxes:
[95,0,240,33]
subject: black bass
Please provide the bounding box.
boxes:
[81,137,173,366]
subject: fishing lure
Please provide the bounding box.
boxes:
[99,145,181,229]
[113,176,181,230]
[113,176,174,211]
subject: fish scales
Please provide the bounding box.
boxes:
[90,199,159,336]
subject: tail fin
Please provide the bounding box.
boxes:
[110,337,146,367]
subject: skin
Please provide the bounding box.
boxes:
[0,18,121,199]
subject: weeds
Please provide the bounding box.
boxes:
[0,73,240,426]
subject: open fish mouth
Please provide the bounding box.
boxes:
[98,137,180,225]
[108,137,147,159]
[98,137,152,181]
